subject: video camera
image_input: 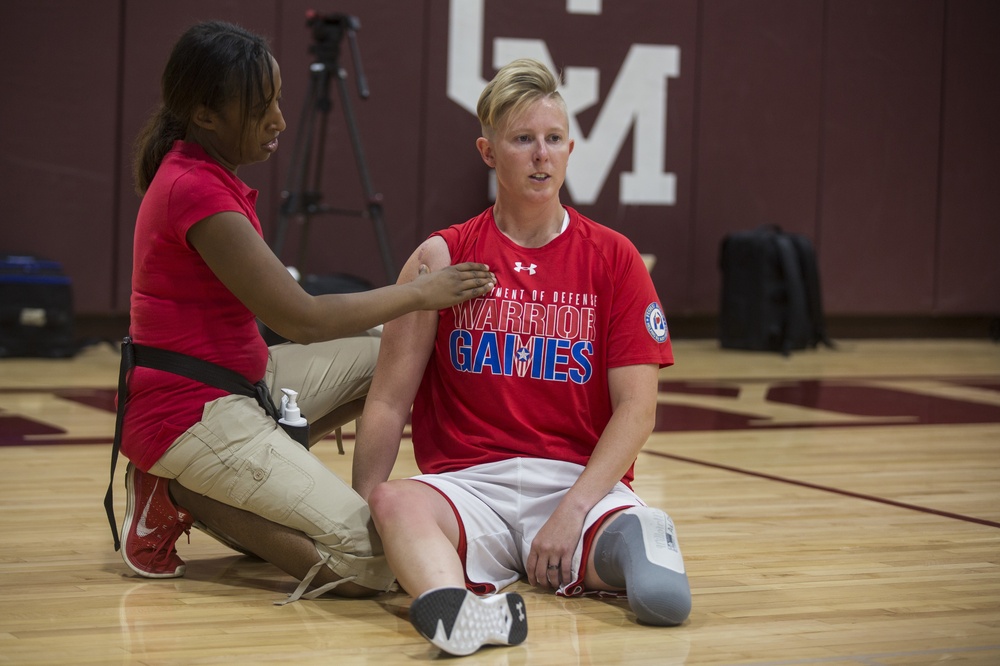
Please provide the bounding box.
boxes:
[306,10,361,66]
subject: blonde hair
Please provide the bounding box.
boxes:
[476,58,566,137]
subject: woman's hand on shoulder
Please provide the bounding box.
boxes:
[397,235,495,310]
[410,261,495,310]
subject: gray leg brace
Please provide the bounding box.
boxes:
[594,507,692,626]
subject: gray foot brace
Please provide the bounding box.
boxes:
[594,507,692,626]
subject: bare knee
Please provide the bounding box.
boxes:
[368,480,457,542]
[368,480,421,529]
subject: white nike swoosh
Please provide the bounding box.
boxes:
[135,477,158,537]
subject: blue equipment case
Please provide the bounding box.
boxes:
[0,255,77,357]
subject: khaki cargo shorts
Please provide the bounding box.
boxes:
[150,337,394,592]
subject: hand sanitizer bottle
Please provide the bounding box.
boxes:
[278,388,310,448]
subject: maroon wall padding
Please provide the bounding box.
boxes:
[1,0,997,320]
[936,0,1000,314]
[820,0,945,315]
[1,1,122,313]
[691,0,825,313]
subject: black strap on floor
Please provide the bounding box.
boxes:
[104,338,135,551]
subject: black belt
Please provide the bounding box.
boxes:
[103,336,278,550]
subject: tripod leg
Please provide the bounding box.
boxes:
[295,69,337,271]
[273,65,331,266]
[334,68,396,282]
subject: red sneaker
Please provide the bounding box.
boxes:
[121,463,192,578]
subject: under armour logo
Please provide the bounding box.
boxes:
[513,262,537,275]
[515,600,526,621]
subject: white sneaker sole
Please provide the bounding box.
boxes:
[409,588,528,656]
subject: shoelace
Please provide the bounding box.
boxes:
[147,520,191,564]
[274,551,357,605]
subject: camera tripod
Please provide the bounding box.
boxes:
[270,12,395,282]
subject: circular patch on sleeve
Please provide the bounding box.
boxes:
[644,302,669,343]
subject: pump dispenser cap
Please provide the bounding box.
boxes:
[279,388,305,424]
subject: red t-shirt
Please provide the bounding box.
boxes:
[122,141,268,471]
[410,206,673,486]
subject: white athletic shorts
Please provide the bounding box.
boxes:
[413,457,646,596]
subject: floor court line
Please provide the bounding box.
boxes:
[644,449,1000,529]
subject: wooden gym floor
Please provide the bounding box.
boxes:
[1,338,998,664]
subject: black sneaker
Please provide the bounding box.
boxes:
[409,587,528,656]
